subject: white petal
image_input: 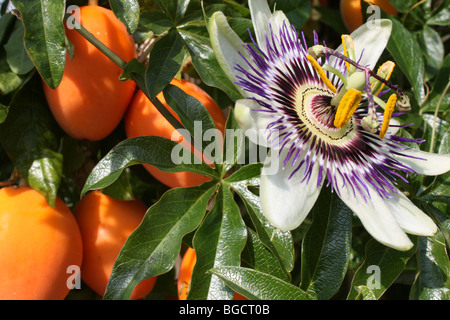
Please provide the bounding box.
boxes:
[235,99,274,147]
[394,149,450,176]
[248,0,291,53]
[384,192,437,236]
[209,12,250,89]
[335,175,414,251]
[331,19,392,71]
[260,148,324,231]
[248,0,272,50]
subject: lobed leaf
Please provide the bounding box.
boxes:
[104,182,217,299]
[188,184,247,300]
[300,188,352,300]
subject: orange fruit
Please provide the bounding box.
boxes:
[74,190,156,300]
[125,78,226,189]
[177,247,247,300]
[340,0,397,32]
[0,186,83,300]
[43,4,137,141]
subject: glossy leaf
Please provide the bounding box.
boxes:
[4,21,34,75]
[189,184,247,300]
[241,228,290,282]
[0,76,62,207]
[154,0,190,24]
[163,83,219,155]
[354,285,377,300]
[410,231,450,300]
[11,0,66,89]
[210,266,312,300]
[109,0,140,34]
[300,188,352,300]
[386,17,426,103]
[81,136,217,196]
[347,238,417,300]
[139,11,173,35]
[145,27,185,99]
[231,179,295,276]
[104,182,217,299]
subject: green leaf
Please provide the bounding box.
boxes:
[387,0,419,13]
[11,0,66,89]
[145,27,185,99]
[154,0,190,24]
[4,20,34,75]
[210,266,312,300]
[426,1,450,26]
[0,104,8,123]
[300,188,352,300]
[163,83,219,156]
[347,238,417,300]
[188,184,247,300]
[354,285,377,300]
[241,228,290,282]
[422,54,450,114]
[271,0,311,30]
[225,163,262,183]
[410,231,450,300]
[178,23,243,101]
[416,26,444,79]
[0,76,62,207]
[139,11,173,35]
[386,17,426,103]
[0,53,33,95]
[109,0,140,34]
[221,108,244,172]
[81,136,217,197]
[231,180,295,276]
[104,182,217,300]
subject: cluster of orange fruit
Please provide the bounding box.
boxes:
[0,3,225,300]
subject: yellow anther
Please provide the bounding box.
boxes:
[306,54,337,93]
[341,35,355,73]
[379,94,397,139]
[371,61,395,95]
[334,88,362,129]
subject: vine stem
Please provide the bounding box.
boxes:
[62,12,191,141]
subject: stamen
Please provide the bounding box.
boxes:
[341,35,356,74]
[306,54,337,93]
[371,61,395,95]
[379,94,397,139]
[334,88,362,128]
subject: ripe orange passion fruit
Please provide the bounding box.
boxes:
[340,0,397,32]
[0,186,83,300]
[74,190,156,300]
[43,4,137,141]
[125,78,226,189]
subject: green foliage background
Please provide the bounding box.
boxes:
[0,0,448,300]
